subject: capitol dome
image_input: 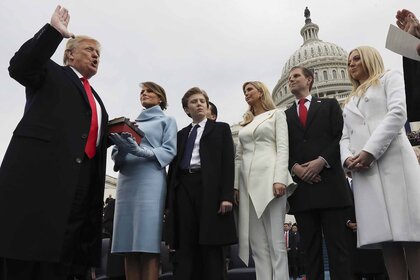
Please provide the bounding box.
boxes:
[272,8,352,108]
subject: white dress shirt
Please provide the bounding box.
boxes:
[188,118,207,168]
[294,94,312,116]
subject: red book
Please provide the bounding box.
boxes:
[108,117,145,144]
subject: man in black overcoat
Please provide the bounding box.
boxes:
[395,9,420,122]
[166,87,237,280]
[0,6,108,279]
[285,66,352,280]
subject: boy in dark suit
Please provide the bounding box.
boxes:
[285,66,352,280]
[166,87,237,280]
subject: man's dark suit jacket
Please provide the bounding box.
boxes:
[166,120,237,249]
[285,97,351,213]
[403,57,420,122]
[0,24,108,265]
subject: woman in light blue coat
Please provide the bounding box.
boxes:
[110,81,177,280]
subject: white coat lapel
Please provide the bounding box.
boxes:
[247,109,276,135]
[345,97,365,119]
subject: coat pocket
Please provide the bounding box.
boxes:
[13,123,54,142]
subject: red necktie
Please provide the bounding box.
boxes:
[299,98,308,127]
[81,77,98,158]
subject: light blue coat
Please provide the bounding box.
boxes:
[111,105,177,253]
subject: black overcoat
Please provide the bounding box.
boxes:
[402,57,420,122]
[0,24,108,265]
[166,120,237,248]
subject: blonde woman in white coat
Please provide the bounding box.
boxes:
[234,81,296,280]
[340,46,420,280]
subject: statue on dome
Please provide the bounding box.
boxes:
[304,7,311,19]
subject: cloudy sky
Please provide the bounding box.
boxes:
[0,0,419,177]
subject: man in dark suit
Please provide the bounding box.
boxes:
[0,6,108,280]
[395,9,420,122]
[288,224,301,280]
[285,66,352,280]
[206,101,218,121]
[166,87,237,280]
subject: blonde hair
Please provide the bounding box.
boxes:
[63,36,101,65]
[346,46,385,103]
[240,81,276,126]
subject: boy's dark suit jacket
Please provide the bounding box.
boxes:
[166,120,237,248]
[0,24,108,266]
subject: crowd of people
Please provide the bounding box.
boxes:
[0,4,419,280]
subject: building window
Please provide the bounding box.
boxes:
[315,72,319,82]
[323,71,328,80]
[332,70,337,79]
[341,70,346,79]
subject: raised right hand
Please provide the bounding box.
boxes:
[50,5,75,38]
[396,9,420,39]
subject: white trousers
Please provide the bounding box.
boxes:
[249,196,289,280]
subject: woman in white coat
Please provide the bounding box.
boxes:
[340,46,420,279]
[234,81,296,280]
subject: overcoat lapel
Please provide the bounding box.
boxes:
[92,87,108,141]
[201,120,215,139]
[63,66,108,139]
[178,125,192,159]
[62,66,90,105]
[289,103,305,130]
[306,97,322,129]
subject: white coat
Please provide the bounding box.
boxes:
[340,70,420,248]
[234,109,296,264]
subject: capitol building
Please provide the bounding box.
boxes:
[231,7,352,144]
[272,7,352,109]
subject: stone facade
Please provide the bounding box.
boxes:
[104,175,117,202]
[232,8,353,143]
[272,8,352,108]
